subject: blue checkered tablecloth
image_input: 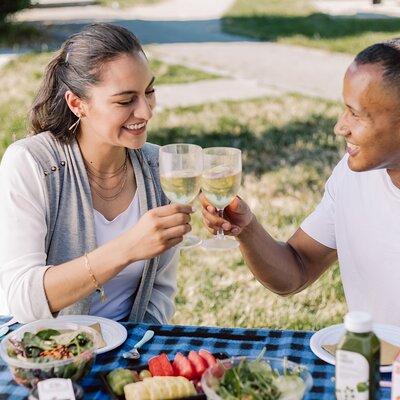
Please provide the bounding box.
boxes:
[0,318,391,399]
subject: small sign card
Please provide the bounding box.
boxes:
[37,378,76,400]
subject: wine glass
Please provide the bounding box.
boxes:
[159,143,203,249]
[201,147,242,250]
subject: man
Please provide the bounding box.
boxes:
[200,39,400,325]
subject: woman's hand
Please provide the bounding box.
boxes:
[199,194,254,237]
[122,204,193,262]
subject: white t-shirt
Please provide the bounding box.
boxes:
[90,192,145,321]
[301,154,400,325]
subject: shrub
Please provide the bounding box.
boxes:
[0,0,31,23]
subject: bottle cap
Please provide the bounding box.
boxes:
[344,311,373,333]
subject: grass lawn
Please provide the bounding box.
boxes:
[0,51,347,330]
[223,0,400,54]
[0,52,218,157]
[150,96,346,330]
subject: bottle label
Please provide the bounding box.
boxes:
[335,350,369,399]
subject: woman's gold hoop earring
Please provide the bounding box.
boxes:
[68,115,81,133]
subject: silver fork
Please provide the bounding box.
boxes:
[122,330,154,360]
[0,317,18,338]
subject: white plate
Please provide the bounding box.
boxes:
[310,323,400,373]
[55,315,127,355]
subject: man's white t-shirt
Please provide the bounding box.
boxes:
[301,154,400,325]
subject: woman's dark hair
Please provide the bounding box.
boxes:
[29,23,145,143]
[355,38,400,90]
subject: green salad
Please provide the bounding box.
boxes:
[5,328,96,388]
[7,328,94,362]
[216,349,306,400]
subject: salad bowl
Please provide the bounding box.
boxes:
[0,319,100,389]
[201,355,313,400]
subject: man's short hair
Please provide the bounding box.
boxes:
[355,39,400,88]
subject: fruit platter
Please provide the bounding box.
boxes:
[100,348,312,400]
[100,349,227,400]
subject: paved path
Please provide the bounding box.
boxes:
[17,0,236,22]
[155,78,281,110]
[149,41,352,104]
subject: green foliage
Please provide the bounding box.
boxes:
[0,0,30,22]
[223,0,400,54]
[0,0,46,48]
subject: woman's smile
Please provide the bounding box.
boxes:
[122,122,147,136]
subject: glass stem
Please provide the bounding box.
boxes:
[217,209,225,240]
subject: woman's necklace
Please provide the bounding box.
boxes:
[84,150,128,202]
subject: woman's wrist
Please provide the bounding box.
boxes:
[113,230,139,266]
[92,235,133,276]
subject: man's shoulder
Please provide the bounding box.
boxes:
[325,154,351,190]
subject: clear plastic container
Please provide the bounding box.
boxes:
[201,356,313,400]
[0,319,100,389]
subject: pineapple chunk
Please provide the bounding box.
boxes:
[123,376,196,400]
[124,381,150,400]
[149,377,171,399]
[174,377,197,397]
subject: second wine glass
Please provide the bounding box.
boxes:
[201,147,242,250]
[159,143,203,249]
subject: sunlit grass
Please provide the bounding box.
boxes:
[223,0,400,54]
[148,96,347,330]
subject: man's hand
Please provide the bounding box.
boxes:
[199,193,254,236]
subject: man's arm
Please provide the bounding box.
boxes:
[238,216,337,295]
[200,195,337,295]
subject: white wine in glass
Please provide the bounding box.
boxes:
[160,171,201,205]
[159,144,203,249]
[201,147,242,250]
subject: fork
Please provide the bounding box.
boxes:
[122,330,154,360]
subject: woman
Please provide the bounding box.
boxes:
[0,23,193,324]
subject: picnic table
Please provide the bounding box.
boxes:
[0,317,392,399]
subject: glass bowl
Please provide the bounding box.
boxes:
[0,319,100,389]
[201,356,313,400]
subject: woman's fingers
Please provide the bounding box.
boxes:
[152,203,193,217]
[163,224,191,240]
[159,212,191,229]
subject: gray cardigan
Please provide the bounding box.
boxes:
[14,131,176,323]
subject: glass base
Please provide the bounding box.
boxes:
[180,234,202,250]
[201,237,239,250]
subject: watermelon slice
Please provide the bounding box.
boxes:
[188,351,208,379]
[148,353,174,377]
[172,353,196,381]
[198,349,217,367]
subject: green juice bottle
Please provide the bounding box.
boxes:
[335,312,380,400]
